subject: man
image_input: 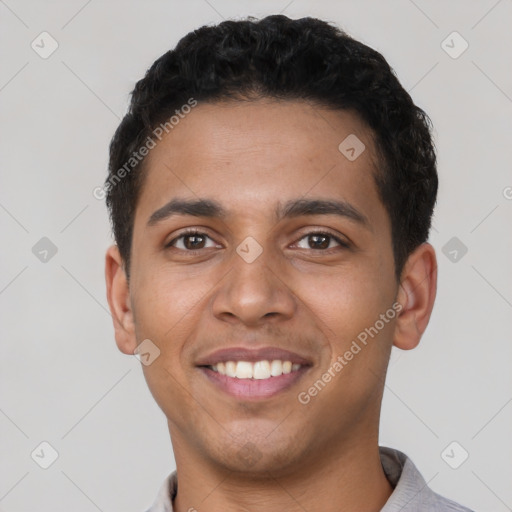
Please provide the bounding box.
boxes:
[104,14,474,512]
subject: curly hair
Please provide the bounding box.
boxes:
[106,14,437,281]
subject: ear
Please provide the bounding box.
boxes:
[393,242,437,350]
[105,245,137,355]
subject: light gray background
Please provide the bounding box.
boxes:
[1,1,511,511]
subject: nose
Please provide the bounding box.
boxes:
[211,246,297,327]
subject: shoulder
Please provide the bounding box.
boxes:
[144,470,177,512]
[379,446,475,512]
[427,490,475,511]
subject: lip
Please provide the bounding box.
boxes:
[195,346,313,366]
[199,365,310,400]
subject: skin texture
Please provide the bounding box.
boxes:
[105,99,437,512]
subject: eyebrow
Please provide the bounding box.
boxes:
[147,197,370,229]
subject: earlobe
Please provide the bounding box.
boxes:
[393,243,437,351]
[105,245,137,355]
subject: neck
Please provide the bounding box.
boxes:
[171,435,393,512]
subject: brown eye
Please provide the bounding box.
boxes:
[166,231,217,251]
[182,233,206,250]
[295,232,349,250]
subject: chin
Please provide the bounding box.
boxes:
[205,434,304,477]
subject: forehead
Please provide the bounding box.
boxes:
[134,99,387,230]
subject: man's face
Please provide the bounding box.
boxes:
[127,99,399,475]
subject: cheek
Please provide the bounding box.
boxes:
[131,266,220,385]
[131,269,207,424]
[294,271,396,416]
[304,259,394,321]
[297,258,396,363]
[132,266,207,338]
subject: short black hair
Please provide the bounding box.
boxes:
[106,14,437,281]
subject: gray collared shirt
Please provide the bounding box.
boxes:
[145,446,474,511]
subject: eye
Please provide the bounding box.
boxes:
[166,230,219,252]
[294,231,349,251]
[165,229,350,254]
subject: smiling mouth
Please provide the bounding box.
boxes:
[206,359,303,379]
[198,359,311,400]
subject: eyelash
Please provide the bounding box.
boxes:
[165,228,350,254]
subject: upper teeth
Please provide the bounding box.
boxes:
[210,360,302,379]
